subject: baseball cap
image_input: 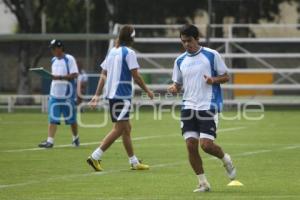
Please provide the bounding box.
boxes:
[49,39,64,49]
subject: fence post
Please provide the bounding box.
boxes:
[8,96,13,113]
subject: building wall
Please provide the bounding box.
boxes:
[0,0,17,33]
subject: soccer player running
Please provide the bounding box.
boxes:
[168,24,236,192]
[87,25,154,171]
[38,40,80,148]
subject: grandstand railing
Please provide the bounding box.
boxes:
[1,23,300,112]
[111,23,300,107]
[1,67,300,112]
[131,23,300,38]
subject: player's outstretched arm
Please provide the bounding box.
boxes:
[131,69,154,99]
[89,70,107,109]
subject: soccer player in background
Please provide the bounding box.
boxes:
[87,25,154,171]
[77,61,88,110]
[168,24,236,192]
[38,40,80,148]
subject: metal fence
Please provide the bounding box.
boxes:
[1,23,300,112]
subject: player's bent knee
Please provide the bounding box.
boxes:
[200,143,210,152]
[200,140,213,152]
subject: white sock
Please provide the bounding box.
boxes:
[222,153,231,164]
[197,174,208,185]
[47,137,54,144]
[129,155,139,166]
[91,147,103,160]
[72,135,79,141]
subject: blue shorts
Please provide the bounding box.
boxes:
[48,97,77,125]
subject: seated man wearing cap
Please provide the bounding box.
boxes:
[38,40,80,148]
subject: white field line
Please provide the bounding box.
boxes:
[92,195,300,200]
[236,149,272,156]
[220,143,300,147]
[0,121,46,125]
[1,143,300,190]
[0,161,184,190]
[86,195,300,200]
[1,127,246,153]
[281,145,300,150]
[0,181,39,189]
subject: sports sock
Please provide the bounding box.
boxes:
[72,135,79,141]
[91,147,103,160]
[47,137,54,144]
[129,155,139,166]
[222,153,231,164]
[197,174,208,185]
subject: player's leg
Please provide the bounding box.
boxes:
[200,138,236,180]
[87,121,125,171]
[184,134,210,192]
[121,121,149,170]
[48,123,57,139]
[70,122,79,146]
[198,111,236,180]
[181,109,210,192]
[37,123,57,148]
[70,122,78,137]
[87,99,130,171]
[199,138,224,158]
[38,97,60,148]
[64,99,80,146]
[99,98,132,152]
[100,121,126,151]
[185,137,204,174]
[121,121,133,157]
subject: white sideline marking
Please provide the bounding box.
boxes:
[236,149,272,156]
[1,143,300,190]
[92,195,300,200]
[0,181,39,189]
[282,145,300,150]
[1,127,245,153]
[93,195,300,200]
[0,161,184,189]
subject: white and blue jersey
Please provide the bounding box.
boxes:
[50,54,78,99]
[101,46,140,100]
[172,47,228,112]
[48,54,78,125]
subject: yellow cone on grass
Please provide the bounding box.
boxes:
[227,180,244,186]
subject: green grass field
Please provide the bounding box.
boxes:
[0,110,300,200]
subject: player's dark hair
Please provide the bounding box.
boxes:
[180,24,200,40]
[116,25,135,47]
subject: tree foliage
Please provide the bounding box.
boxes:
[3,0,291,96]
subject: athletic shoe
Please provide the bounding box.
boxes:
[193,182,211,192]
[72,137,80,147]
[38,141,53,148]
[87,156,103,171]
[223,154,236,180]
[131,161,150,170]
